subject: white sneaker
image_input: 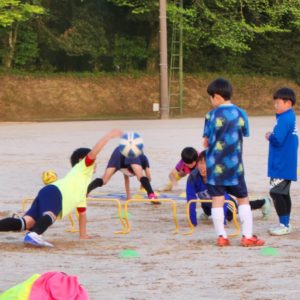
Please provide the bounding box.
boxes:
[199,212,210,221]
[269,224,292,236]
[24,232,54,247]
[262,197,272,220]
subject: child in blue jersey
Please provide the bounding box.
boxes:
[187,151,272,226]
[0,129,122,247]
[87,147,159,203]
[265,87,298,235]
[203,77,265,247]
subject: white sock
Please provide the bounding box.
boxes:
[211,207,227,238]
[238,204,252,238]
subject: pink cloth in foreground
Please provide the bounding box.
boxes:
[29,272,89,300]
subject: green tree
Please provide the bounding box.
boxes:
[36,0,109,71]
[0,0,44,68]
[180,0,300,54]
[113,35,148,70]
[169,0,300,75]
[109,0,159,72]
[59,15,108,71]
[14,22,39,68]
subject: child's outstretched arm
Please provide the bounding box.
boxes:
[169,168,181,186]
[88,129,123,161]
[77,208,91,239]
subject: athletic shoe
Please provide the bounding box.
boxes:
[148,193,161,205]
[262,197,272,220]
[269,224,291,236]
[23,232,54,247]
[240,235,265,247]
[199,212,210,221]
[217,236,230,247]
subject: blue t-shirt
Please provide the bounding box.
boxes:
[268,109,298,181]
[203,103,249,186]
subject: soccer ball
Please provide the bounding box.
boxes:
[119,132,144,158]
[42,170,58,185]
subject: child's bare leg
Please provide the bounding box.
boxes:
[78,210,93,239]
[102,167,116,184]
[23,215,36,230]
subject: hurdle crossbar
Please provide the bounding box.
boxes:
[116,198,179,235]
[184,199,240,237]
[63,198,127,233]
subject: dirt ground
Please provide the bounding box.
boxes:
[0,117,300,300]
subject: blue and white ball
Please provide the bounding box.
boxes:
[119,132,144,158]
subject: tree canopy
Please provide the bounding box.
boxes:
[0,0,300,81]
[0,0,44,27]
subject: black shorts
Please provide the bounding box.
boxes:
[269,178,291,195]
[207,178,248,198]
[107,147,143,172]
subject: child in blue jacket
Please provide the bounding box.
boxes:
[187,151,272,226]
[265,87,298,235]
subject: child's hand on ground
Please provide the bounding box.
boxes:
[171,179,178,187]
[79,234,98,240]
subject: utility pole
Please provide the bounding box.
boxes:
[159,0,169,119]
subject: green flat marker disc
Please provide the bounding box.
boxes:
[260,247,279,256]
[119,249,140,258]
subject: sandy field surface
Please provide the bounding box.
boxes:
[0,117,300,300]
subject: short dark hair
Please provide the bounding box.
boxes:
[273,87,296,106]
[207,77,232,100]
[197,150,206,163]
[181,147,198,164]
[70,147,91,167]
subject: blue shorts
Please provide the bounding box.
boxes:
[25,185,62,221]
[107,147,143,173]
[207,178,248,198]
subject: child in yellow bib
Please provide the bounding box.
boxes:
[0,129,122,247]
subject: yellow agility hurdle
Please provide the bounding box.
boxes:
[67,198,127,234]
[21,197,127,234]
[117,198,179,235]
[184,199,240,237]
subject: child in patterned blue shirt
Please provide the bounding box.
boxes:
[203,77,265,247]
